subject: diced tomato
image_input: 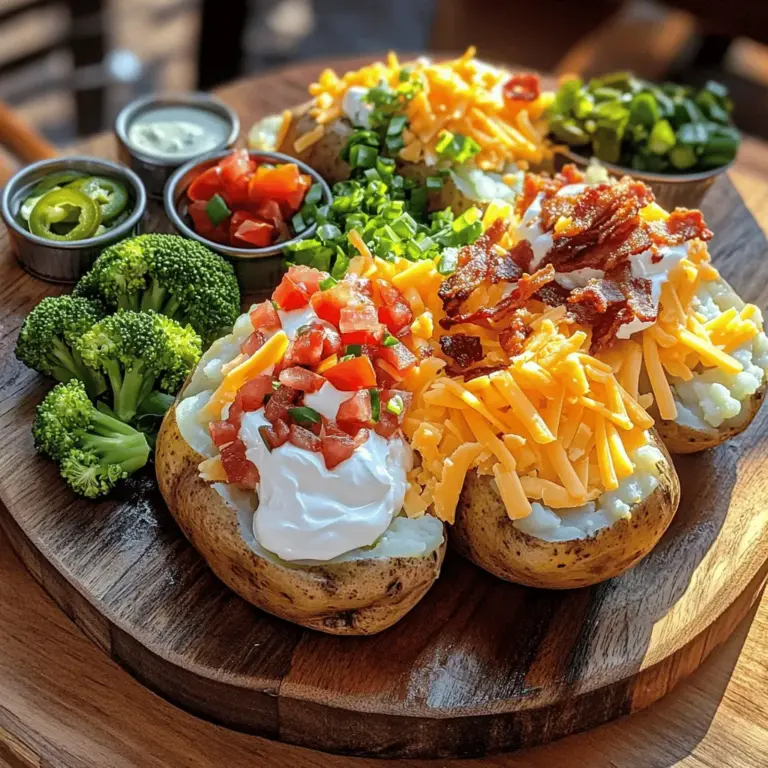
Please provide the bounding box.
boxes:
[321,431,356,469]
[384,389,413,412]
[287,265,326,296]
[250,300,281,331]
[187,201,229,243]
[309,319,343,357]
[374,411,399,438]
[219,149,252,205]
[220,439,260,490]
[353,427,370,448]
[261,417,290,449]
[373,359,397,389]
[278,366,325,392]
[376,341,418,372]
[311,280,364,327]
[339,304,381,337]
[374,389,412,438]
[284,327,324,368]
[345,274,373,297]
[336,390,372,433]
[209,419,238,447]
[289,424,322,452]
[323,355,377,391]
[228,391,244,430]
[248,163,303,204]
[264,384,299,422]
[188,166,224,202]
[252,199,284,228]
[376,280,413,336]
[232,217,274,248]
[240,330,266,357]
[272,274,309,310]
[341,328,384,346]
[239,374,274,411]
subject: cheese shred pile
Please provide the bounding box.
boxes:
[304,49,553,171]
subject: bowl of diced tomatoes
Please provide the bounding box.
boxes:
[165,148,332,294]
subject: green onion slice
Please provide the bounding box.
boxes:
[369,388,381,422]
[288,406,322,426]
[205,193,231,227]
[386,394,404,416]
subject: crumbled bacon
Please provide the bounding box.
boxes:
[441,264,555,329]
[492,244,527,282]
[503,73,540,103]
[650,208,713,245]
[439,334,484,369]
[462,364,507,381]
[514,165,586,219]
[438,218,506,314]
[499,314,531,356]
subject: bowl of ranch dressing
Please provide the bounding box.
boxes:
[115,93,239,199]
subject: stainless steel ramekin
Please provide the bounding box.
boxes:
[556,147,735,210]
[164,149,333,297]
[1,156,147,284]
[115,93,240,199]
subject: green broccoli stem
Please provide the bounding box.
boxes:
[50,338,107,398]
[90,407,143,437]
[79,430,149,474]
[138,390,175,417]
[117,293,142,312]
[139,276,168,314]
[113,364,157,423]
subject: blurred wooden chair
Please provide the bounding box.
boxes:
[0,100,57,186]
[0,0,107,137]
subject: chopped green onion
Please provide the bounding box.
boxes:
[319,276,337,290]
[205,194,230,226]
[383,334,399,347]
[349,143,378,169]
[387,114,408,136]
[339,353,355,363]
[426,176,443,190]
[317,223,342,241]
[345,344,362,357]
[271,380,281,391]
[385,135,405,154]
[295,324,311,336]
[287,406,322,426]
[648,119,676,155]
[292,212,307,233]
[271,299,279,310]
[369,388,381,422]
[258,426,274,452]
[304,183,323,206]
[438,247,459,274]
[435,130,455,154]
[386,394,404,416]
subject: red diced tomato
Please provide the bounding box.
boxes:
[323,355,377,391]
[278,366,325,392]
[374,411,399,438]
[373,359,397,389]
[272,274,309,310]
[239,374,274,411]
[264,384,298,422]
[376,280,413,336]
[252,199,283,228]
[209,419,238,447]
[376,341,418,371]
[232,218,274,248]
[341,328,384,346]
[187,201,229,243]
[287,265,326,296]
[250,300,281,331]
[309,319,343,357]
[289,424,322,452]
[339,304,381,336]
[228,391,244,430]
[345,274,373,297]
[261,417,290,449]
[336,390,372,433]
[384,389,413,412]
[188,166,223,202]
[248,163,304,207]
[219,149,252,205]
[311,280,361,327]
[321,431,356,469]
[284,328,324,367]
[353,427,370,448]
[220,439,260,489]
[240,330,266,357]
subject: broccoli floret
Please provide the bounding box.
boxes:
[75,310,202,423]
[73,234,241,346]
[15,296,107,398]
[33,380,150,498]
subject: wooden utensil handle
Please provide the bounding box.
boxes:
[0,102,57,165]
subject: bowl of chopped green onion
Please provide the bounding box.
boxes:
[548,71,740,209]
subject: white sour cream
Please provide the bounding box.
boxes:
[303,381,354,420]
[341,86,373,129]
[277,305,319,339]
[240,409,411,561]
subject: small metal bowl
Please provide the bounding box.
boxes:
[1,156,147,284]
[165,149,333,295]
[556,147,735,210]
[115,93,240,199]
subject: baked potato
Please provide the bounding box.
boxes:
[449,433,680,589]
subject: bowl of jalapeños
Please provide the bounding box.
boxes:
[1,156,146,283]
[548,72,740,209]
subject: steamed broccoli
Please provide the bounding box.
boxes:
[73,233,241,346]
[75,310,202,423]
[15,296,107,398]
[33,380,150,498]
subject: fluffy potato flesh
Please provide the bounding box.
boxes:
[450,433,680,589]
[156,399,446,635]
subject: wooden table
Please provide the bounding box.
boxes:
[2,60,768,768]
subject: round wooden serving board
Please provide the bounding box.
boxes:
[1,63,768,760]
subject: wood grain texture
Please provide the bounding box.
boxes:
[0,59,768,761]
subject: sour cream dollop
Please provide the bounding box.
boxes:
[239,410,411,561]
[341,86,373,129]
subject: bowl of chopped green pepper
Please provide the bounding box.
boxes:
[1,156,146,283]
[547,71,740,209]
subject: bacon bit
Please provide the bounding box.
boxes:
[499,314,531,356]
[514,165,585,219]
[503,73,540,103]
[505,240,534,274]
[438,219,506,314]
[441,264,555,329]
[439,334,484,369]
[490,248,524,284]
[652,208,713,245]
[462,364,508,381]
[264,384,299,422]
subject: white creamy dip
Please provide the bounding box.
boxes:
[240,409,411,561]
[277,305,318,338]
[341,86,373,129]
[303,381,354,420]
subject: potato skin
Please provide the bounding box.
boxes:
[450,433,680,589]
[155,403,446,635]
